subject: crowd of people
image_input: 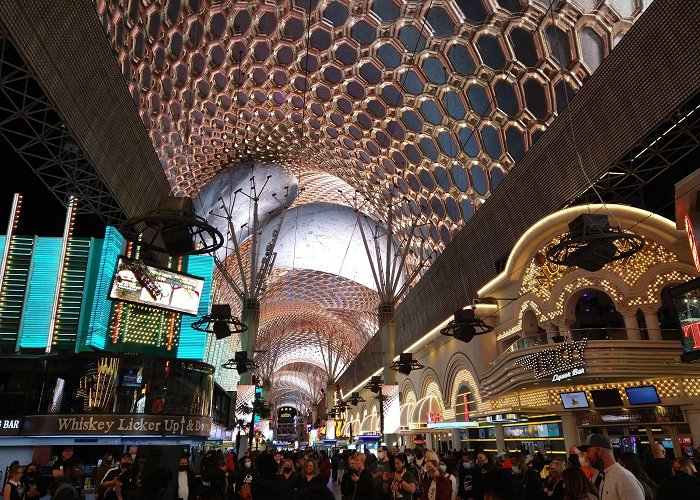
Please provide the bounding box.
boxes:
[3,435,700,500]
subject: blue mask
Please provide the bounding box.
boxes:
[462,462,473,469]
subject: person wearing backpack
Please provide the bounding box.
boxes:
[50,462,84,500]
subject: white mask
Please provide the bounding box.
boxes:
[377,451,386,459]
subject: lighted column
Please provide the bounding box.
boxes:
[560,412,580,453]
[621,309,641,340]
[643,307,663,341]
[494,423,505,456]
[451,428,461,451]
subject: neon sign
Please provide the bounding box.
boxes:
[684,214,700,272]
[426,411,442,424]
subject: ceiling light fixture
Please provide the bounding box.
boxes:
[390,353,424,376]
[440,308,494,343]
[119,196,224,256]
[222,351,258,374]
[191,304,247,340]
[546,214,644,272]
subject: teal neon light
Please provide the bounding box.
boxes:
[178,254,214,360]
[19,237,62,348]
[86,226,123,350]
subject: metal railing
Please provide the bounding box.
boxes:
[501,327,682,355]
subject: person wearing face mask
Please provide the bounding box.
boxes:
[235,456,255,500]
[176,456,200,500]
[101,454,134,500]
[279,458,299,489]
[23,462,47,499]
[542,459,564,500]
[384,454,416,500]
[438,461,456,500]
[251,453,294,500]
[474,451,494,474]
[509,452,545,500]
[374,446,393,499]
[578,433,644,500]
[456,452,482,500]
[420,460,452,500]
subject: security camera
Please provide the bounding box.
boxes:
[472,298,481,305]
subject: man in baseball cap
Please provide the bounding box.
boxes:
[578,434,644,500]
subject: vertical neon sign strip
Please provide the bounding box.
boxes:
[0,193,22,298]
[684,214,700,272]
[47,196,78,352]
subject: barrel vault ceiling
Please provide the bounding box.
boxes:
[91,0,650,408]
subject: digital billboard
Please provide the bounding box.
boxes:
[109,257,204,316]
[560,391,590,409]
[670,277,700,362]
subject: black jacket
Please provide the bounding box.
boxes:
[341,468,373,500]
[251,473,295,500]
[174,470,200,500]
[457,467,483,500]
[516,468,545,500]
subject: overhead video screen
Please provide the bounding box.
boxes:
[625,386,661,405]
[590,388,623,408]
[560,391,590,409]
[670,277,700,362]
[109,257,204,316]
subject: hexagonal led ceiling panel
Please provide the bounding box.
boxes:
[93,0,650,405]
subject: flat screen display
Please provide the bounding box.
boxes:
[590,388,623,408]
[625,386,661,405]
[109,257,204,316]
[670,277,700,362]
[560,391,590,409]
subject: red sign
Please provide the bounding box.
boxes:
[681,321,700,351]
[426,411,442,424]
[462,395,470,422]
[684,214,700,272]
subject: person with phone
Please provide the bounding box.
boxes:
[385,454,416,500]
[341,453,373,500]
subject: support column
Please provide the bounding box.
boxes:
[546,322,560,343]
[326,382,335,416]
[240,298,260,384]
[555,320,573,341]
[560,412,581,453]
[379,303,396,385]
[494,423,506,457]
[451,428,462,451]
[621,309,641,340]
[643,307,663,341]
[684,405,700,446]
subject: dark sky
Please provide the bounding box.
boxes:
[0,140,107,239]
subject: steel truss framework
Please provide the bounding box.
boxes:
[0,30,125,224]
[576,91,700,204]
